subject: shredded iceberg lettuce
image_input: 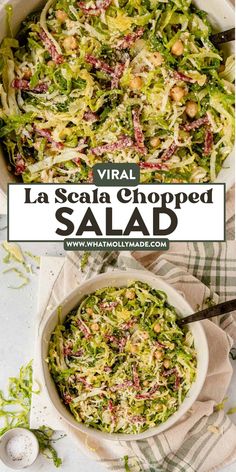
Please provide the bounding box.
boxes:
[48,281,197,434]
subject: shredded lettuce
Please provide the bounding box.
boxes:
[1,241,40,288]
[2,241,25,263]
[48,281,197,434]
[0,361,62,467]
[3,267,29,289]
[80,251,90,272]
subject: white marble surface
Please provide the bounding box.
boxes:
[0,242,235,472]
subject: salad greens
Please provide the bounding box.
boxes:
[0,361,62,467]
[48,281,197,434]
[0,0,234,183]
[1,241,40,288]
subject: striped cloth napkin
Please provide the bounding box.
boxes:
[36,243,236,472]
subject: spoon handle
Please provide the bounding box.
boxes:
[179,298,236,327]
[210,28,235,45]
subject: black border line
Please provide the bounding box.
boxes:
[7,182,226,243]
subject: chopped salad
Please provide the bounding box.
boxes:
[0,0,235,183]
[48,282,197,434]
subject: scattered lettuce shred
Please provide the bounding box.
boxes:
[0,361,62,467]
[25,250,41,266]
[80,251,90,272]
[1,242,40,288]
[2,241,24,263]
[3,267,29,289]
[124,455,132,472]
[214,397,228,412]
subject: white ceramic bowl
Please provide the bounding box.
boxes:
[0,428,39,469]
[0,0,235,193]
[40,270,209,441]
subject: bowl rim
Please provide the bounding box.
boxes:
[40,269,209,441]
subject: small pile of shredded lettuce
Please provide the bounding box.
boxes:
[0,0,234,183]
[1,241,40,288]
[0,361,62,467]
[48,281,197,434]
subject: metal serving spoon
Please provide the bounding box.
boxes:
[178,298,236,327]
[210,28,235,45]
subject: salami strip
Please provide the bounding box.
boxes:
[204,129,213,155]
[34,127,64,149]
[83,111,98,122]
[91,135,134,156]
[85,54,114,74]
[111,63,125,89]
[118,28,144,49]
[78,0,111,16]
[38,28,64,64]
[15,154,26,175]
[139,162,168,170]
[174,71,195,83]
[183,115,209,132]
[162,142,178,161]
[12,79,48,93]
[77,317,91,339]
[132,109,147,155]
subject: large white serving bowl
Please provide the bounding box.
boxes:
[40,269,209,441]
[0,0,235,193]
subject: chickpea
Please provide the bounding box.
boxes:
[143,380,149,387]
[63,36,77,51]
[171,39,184,56]
[126,289,135,300]
[155,350,163,360]
[153,323,161,333]
[170,85,185,102]
[130,344,138,354]
[163,359,170,369]
[47,60,55,67]
[150,137,161,148]
[142,331,149,339]
[22,68,32,79]
[86,308,94,315]
[150,52,164,67]
[56,10,68,22]
[130,76,143,90]
[91,323,99,331]
[185,100,198,118]
[169,343,175,350]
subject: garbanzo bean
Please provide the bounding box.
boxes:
[163,359,170,369]
[63,36,77,51]
[153,323,161,333]
[171,39,184,56]
[185,100,198,118]
[130,76,143,90]
[56,10,68,22]
[170,85,185,102]
[150,137,161,148]
[150,52,164,66]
